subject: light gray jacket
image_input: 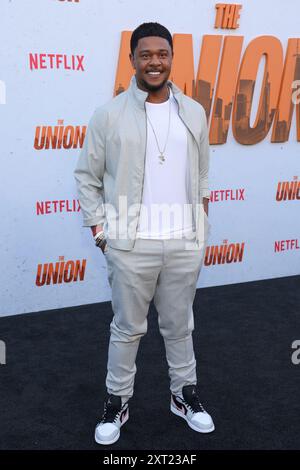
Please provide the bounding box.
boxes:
[74,75,210,250]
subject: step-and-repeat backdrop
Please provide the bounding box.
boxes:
[0,0,299,316]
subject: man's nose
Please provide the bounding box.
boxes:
[149,54,161,65]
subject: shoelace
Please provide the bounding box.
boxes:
[100,403,121,424]
[184,395,206,414]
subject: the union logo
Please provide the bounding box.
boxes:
[204,240,245,265]
[34,120,86,150]
[114,32,300,145]
[36,256,86,286]
[276,177,300,201]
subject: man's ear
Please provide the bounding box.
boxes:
[129,53,135,69]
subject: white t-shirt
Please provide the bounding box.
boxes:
[136,89,194,239]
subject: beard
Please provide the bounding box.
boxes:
[137,75,169,93]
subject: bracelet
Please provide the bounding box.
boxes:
[95,236,107,249]
[96,239,107,251]
[94,230,105,241]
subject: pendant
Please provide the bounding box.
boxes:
[158,154,165,164]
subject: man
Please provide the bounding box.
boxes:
[74,22,214,445]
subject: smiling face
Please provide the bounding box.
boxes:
[129,36,173,93]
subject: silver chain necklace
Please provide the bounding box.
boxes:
[145,88,171,164]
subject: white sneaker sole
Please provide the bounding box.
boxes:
[171,404,215,433]
[94,412,129,445]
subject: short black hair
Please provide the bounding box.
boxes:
[130,22,173,55]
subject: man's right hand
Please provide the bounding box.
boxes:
[91,225,107,253]
[91,224,103,237]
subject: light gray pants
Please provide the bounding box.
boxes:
[104,236,206,403]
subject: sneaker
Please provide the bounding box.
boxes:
[171,385,215,433]
[95,395,129,445]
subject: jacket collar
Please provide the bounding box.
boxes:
[128,75,199,146]
[128,74,183,110]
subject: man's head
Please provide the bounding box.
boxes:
[129,22,173,93]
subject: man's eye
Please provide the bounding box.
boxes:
[142,55,149,59]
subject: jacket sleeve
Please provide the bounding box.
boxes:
[199,105,210,201]
[73,107,107,227]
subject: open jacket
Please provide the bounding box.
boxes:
[74,75,211,250]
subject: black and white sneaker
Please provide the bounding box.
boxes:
[171,385,215,433]
[95,395,129,445]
